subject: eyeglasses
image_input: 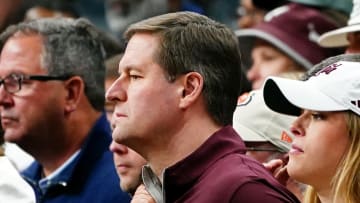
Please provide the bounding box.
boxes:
[245,147,282,152]
[0,73,71,94]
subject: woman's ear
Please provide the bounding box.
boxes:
[179,72,204,109]
[63,76,84,114]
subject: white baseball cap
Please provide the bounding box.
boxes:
[233,90,295,152]
[318,0,360,47]
[263,60,360,116]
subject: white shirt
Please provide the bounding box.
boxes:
[4,143,34,171]
[0,156,35,203]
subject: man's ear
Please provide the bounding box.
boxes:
[179,72,204,109]
[64,76,84,113]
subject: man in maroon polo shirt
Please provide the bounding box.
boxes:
[106,11,300,203]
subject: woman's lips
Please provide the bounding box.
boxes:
[289,144,304,155]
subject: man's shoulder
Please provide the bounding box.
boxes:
[196,153,299,202]
[205,151,266,178]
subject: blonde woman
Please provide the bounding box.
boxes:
[263,54,360,203]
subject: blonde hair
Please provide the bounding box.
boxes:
[303,111,360,203]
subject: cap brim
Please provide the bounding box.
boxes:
[318,24,360,47]
[233,123,267,142]
[263,77,346,116]
[235,28,313,69]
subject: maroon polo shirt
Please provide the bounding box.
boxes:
[163,126,300,202]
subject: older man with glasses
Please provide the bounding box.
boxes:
[0,18,131,203]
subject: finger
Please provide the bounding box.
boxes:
[263,159,283,173]
[131,184,156,203]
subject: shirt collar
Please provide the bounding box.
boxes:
[22,113,112,191]
[141,126,246,203]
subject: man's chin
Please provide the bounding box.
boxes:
[120,180,141,196]
[112,127,128,143]
[4,130,24,144]
[120,182,133,194]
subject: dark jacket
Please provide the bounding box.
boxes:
[22,113,131,203]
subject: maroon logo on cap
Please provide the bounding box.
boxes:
[351,100,360,108]
[315,63,342,76]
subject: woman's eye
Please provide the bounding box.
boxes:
[311,112,324,120]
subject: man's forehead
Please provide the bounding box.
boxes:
[3,34,43,52]
[119,35,159,68]
[125,33,158,52]
[0,34,45,75]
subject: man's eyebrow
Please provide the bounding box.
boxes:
[118,65,142,75]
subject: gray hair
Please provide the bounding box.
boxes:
[0,18,112,111]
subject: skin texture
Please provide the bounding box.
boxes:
[106,27,223,202]
[105,77,117,121]
[289,110,349,199]
[247,40,302,89]
[263,159,289,186]
[0,34,67,151]
[0,0,21,31]
[346,32,360,54]
[130,184,156,203]
[0,33,98,176]
[109,141,146,195]
[106,32,186,165]
[106,61,148,196]
[237,0,266,28]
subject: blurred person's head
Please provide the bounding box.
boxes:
[319,0,360,54]
[234,78,306,201]
[237,0,288,28]
[105,0,168,37]
[105,52,146,196]
[105,53,123,121]
[109,141,146,195]
[24,1,79,21]
[106,52,146,196]
[0,0,26,32]
[263,54,360,203]
[236,3,343,89]
[233,90,296,163]
[246,39,304,89]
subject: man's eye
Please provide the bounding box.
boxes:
[5,75,20,83]
[4,79,18,87]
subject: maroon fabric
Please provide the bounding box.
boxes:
[246,3,340,68]
[163,126,300,203]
